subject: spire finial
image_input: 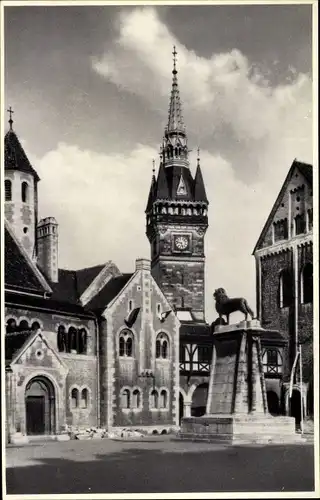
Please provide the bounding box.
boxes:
[7,106,14,130]
[173,45,177,75]
[197,147,200,167]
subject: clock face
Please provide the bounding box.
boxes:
[174,235,189,251]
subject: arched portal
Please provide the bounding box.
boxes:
[179,393,184,424]
[191,383,208,417]
[267,391,280,415]
[290,389,302,430]
[25,377,55,435]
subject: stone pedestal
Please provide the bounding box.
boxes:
[179,321,302,444]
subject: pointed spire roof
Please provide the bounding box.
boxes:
[5,114,40,181]
[167,46,185,134]
[194,150,208,202]
[146,160,157,211]
[155,162,169,199]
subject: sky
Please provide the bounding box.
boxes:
[3,2,313,321]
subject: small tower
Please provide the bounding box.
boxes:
[4,107,40,259]
[37,217,59,283]
[145,49,209,321]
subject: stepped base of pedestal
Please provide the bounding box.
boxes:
[178,414,305,445]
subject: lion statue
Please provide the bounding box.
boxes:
[213,288,255,325]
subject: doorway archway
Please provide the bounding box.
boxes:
[25,377,56,435]
[191,383,208,417]
[179,393,184,423]
[290,389,302,430]
[267,391,280,415]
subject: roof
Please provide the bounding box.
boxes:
[253,159,313,254]
[85,274,133,312]
[180,322,212,337]
[5,225,51,295]
[5,129,40,181]
[5,330,33,361]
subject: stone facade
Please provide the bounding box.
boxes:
[254,160,313,417]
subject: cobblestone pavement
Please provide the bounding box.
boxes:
[5,437,315,495]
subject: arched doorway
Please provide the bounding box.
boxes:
[191,383,208,417]
[290,389,302,430]
[179,393,184,424]
[267,391,279,415]
[25,377,55,435]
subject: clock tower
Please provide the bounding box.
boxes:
[146,47,208,321]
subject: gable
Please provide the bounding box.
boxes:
[8,330,67,373]
[253,160,313,252]
[5,223,52,295]
[80,261,121,306]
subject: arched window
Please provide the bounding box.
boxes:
[294,214,305,235]
[18,319,30,331]
[68,327,77,353]
[150,389,158,409]
[5,180,12,201]
[71,388,78,409]
[160,389,168,409]
[31,321,41,331]
[120,388,130,409]
[81,388,89,409]
[301,263,313,304]
[78,328,87,354]
[21,182,29,203]
[278,269,293,308]
[128,300,133,312]
[57,325,66,352]
[156,333,170,359]
[6,318,17,334]
[119,330,134,358]
[132,389,141,409]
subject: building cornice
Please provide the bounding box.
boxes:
[255,233,313,259]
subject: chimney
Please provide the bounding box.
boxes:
[37,217,59,283]
[135,258,151,272]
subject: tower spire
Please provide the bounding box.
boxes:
[162,46,189,168]
[167,46,185,133]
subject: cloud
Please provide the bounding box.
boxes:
[26,6,312,323]
[36,142,278,322]
[92,6,312,183]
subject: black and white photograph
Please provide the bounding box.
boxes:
[1,0,318,496]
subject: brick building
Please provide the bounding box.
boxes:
[253,160,313,420]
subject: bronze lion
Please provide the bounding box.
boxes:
[213,287,255,325]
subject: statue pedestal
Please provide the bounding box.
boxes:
[179,324,302,444]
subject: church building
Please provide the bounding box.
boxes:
[253,159,313,421]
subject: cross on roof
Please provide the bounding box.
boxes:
[7,106,14,130]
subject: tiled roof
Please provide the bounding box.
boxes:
[5,227,48,294]
[5,130,40,181]
[5,330,33,361]
[75,265,105,295]
[85,274,133,312]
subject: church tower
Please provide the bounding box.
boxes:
[4,108,39,259]
[146,48,208,321]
